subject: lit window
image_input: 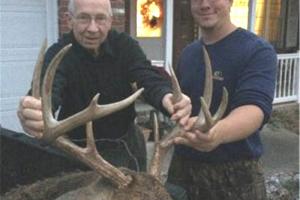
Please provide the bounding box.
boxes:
[255,0,281,43]
[230,0,249,29]
[137,0,163,37]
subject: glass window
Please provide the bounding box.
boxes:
[136,0,163,37]
[255,0,281,43]
[230,0,298,52]
[230,0,249,29]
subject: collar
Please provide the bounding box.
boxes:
[100,35,114,58]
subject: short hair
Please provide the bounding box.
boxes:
[68,0,113,16]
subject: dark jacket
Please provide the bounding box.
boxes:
[37,29,172,140]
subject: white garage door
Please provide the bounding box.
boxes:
[0,0,58,132]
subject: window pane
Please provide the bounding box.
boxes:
[137,0,163,37]
[255,0,281,43]
[230,0,249,29]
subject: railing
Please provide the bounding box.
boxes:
[152,54,300,104]
[274,52,300,104]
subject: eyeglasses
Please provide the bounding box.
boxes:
[73,13,110,26]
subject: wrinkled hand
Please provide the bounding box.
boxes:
[17,96,44,138]
[173,117,224,152]
[162,93,191,126]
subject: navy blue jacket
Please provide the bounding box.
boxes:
[176,28,277,162]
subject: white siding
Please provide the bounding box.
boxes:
[0,0,58,132]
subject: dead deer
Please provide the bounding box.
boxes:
[5,41,228,200]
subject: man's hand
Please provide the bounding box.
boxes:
[172,105,265,152]
[173,128,223,152]
[162,93,191,126]
[17,96,44,138]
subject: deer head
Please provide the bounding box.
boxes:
[31,40,175,200]
[30,40,227,200]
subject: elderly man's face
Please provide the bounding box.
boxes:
[68,0,112,54]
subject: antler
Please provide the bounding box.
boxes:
[146,63,182,182]
[192,47,228,132]
[32,41,144,188]
[148,46,228,181]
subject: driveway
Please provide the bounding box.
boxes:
[261,125,299,175]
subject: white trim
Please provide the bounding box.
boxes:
[273,96,298,104]
[165,0,173,72]
[277,52,300,60]
[274,52,300,104]
[298,70,300,104]
[46,0,58,45]
[248,0,256,32]
[151,60,165,67]
[297,51,300,103]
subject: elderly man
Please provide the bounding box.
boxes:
[17,0,191,175]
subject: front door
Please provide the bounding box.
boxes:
[129,0,165,66]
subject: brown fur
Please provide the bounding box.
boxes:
[3,168,172,200]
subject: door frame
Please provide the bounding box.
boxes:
[165,0,174,69]
[125,0,174,69]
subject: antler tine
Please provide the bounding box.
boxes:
[41,44,144,142]
[167,63,182,103]
[193,47,228,132]
[32,39,47,98]
[147,64,185,181]
[158,63,185,148]
[148,112,162,179]
[42,44,72,126]
[148,112,175,185]
[192,47,214,130]
[212,87,228,122]
[54,122,132,188]
[202,46,213,107]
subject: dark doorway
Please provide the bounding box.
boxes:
[173,0,197,69]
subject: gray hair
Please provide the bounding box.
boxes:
[68,0,113,16]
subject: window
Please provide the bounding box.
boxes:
[136,0,163,37]
[255,0,281,44]
[230,0,299,52]
[230,0,249,29]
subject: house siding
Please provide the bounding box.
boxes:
[58,0,126,35]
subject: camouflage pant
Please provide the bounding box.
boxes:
[167,154,267,200]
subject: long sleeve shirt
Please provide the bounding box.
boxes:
[176,28,277,162]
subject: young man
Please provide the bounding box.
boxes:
[167,0,277,199]
[17,0,191,173]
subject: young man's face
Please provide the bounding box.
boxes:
[191,0,232,30]
[68,0,112,53]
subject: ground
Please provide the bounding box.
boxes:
[263,103,299,200]
[269,103,299,134]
